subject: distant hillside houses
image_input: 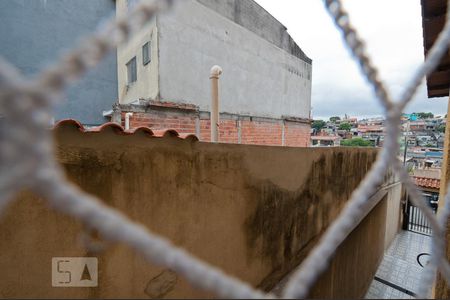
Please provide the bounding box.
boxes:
[311,115,446,153]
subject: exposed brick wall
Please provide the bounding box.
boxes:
[285,121,311,147]
[120,109,310,147]
[240,120,282,146]
[122,111,197,134]
[211,119,240,144]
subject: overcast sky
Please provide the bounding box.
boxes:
[254,0,448,120]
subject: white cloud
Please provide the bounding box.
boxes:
[255,0,448,120]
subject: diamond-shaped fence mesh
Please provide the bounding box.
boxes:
[0,0,449,298]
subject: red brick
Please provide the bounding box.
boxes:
[122,109,310,146]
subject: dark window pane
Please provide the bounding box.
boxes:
[143,41,151,65]
[126,57,137,84]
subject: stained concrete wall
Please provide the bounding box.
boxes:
[0,0,118,125]
[158,0,312,119]
[0,125,400,298]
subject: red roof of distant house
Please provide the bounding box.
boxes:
[358,125,384,133]
[413,176,440,190]
[409,121,426,126]
[311,136,341,141]
[53,119,199,141]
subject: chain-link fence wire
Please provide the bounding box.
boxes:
[0,0,449,298]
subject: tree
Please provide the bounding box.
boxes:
[312,120,326,132]
[414,112,434,119]
[437,124,446,133]
[329,116,341,123]
[338,123,352,131]
[341,138,373,147]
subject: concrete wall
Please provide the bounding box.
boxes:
[158,0,312,119]
[384,173,403,250]
[116,0,312,119]
[0,124,400,298]
[308,194,388,298]
[116,0,160,105]
[196,0,311,64]
[0,0,118,125]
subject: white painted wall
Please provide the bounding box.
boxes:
[117,0,159,105]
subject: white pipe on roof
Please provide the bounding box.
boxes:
[125,112,133,131]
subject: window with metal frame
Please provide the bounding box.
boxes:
[126,57,137,84]
[142,41,151,65]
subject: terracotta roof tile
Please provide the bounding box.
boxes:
[55,119,84,130]
[152,129,179,138]
[92,122,125,133]
[413,176,440,189]
[129,126,155,136]
[53,119,199,141]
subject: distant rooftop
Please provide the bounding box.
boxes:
[412,168,441,189]
[358,125,384,133]
[311,136,341,141]
[412,168,441,179]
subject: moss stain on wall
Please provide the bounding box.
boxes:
[244,150,378,290]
